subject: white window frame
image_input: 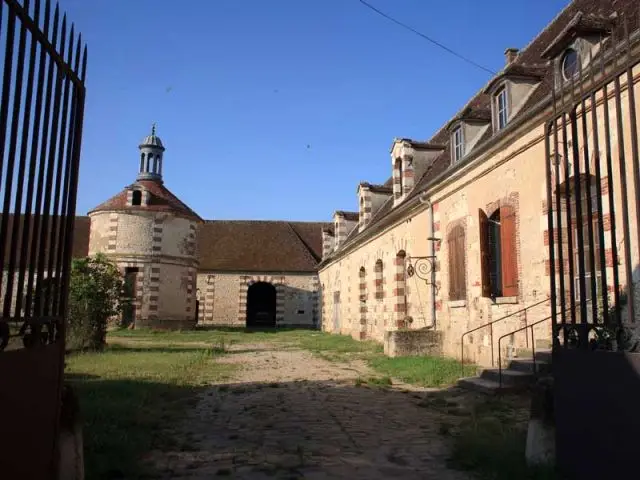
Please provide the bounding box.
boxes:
[452,126,464,163]
[495,87,508,131]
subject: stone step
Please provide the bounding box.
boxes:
[480,368,534,388]
[516,349,552,364]
[456,376,520,394]
[508,358,552,375]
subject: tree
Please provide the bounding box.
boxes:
[67,253,125,350]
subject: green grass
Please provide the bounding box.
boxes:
[446,396,558,480]
[111,327,470,387]
[369,355,477,388]
[66,342,235,479]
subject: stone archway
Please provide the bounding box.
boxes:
[246,282,277,328]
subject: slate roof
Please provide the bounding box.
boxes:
[324,0,640,261]
[197,221,330,272]
[89,180,202,221]
[1,215,90,267]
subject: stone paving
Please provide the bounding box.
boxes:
[148,343,471,479]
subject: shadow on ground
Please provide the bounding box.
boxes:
[143,378,498,480]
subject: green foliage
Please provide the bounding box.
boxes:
[66,341,234,478]
[369,355,477,388]
[67,254,126,351]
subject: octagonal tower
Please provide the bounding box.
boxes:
[88,125,202,329]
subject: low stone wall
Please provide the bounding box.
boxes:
[384,329,443,357]
[135,317,197,330]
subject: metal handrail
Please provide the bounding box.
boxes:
[460,297,549,374]
[496,299,592,389]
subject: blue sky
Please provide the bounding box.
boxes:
[63,0,569,221]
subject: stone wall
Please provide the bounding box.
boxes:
[197,272,319,328]
[320,63,640,367]
[320,106,553,366]
[89,210,199,329]
[384,329,443,357]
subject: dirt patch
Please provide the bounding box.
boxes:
[145,342,471,479]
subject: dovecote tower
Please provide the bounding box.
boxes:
[88,125,203,329]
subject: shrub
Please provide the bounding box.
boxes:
[67,254,126,350]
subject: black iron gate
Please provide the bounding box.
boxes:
[544,12,640,479]
[0,0,86,478]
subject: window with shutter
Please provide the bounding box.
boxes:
[479,209,491,297]
[448,225,466,300]
[500,205,518,297]
[480,205,519,298]
[488,210,502,296]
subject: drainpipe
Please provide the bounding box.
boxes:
[419,193,437,329]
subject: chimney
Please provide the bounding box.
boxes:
[504,47,519,65]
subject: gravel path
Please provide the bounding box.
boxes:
[147,342,471,479]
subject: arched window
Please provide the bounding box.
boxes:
[140,152,145,172]
[447,224,466,300]
[146,153,153,172]
[132,190,142,206]
[374,260,384,300]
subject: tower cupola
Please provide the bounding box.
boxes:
[137,123,165,182]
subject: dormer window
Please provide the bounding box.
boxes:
[132,190,142,206]
[495,87,508,131]
[561,48,579,81]
[453,127,464,163]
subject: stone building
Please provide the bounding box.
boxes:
[318,0,640,366]
[1,127,328,331]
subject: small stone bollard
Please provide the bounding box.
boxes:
[525,376,555,467]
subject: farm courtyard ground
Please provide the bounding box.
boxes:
[66,329,555,480]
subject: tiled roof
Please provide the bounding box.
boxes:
[89,180,202,221]
[324,0,640,260]
[198,220,330,272]
[1,214,90,267]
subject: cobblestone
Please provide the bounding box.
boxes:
[147,343,470,479]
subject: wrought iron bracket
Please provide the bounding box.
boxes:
[405,255,439,293]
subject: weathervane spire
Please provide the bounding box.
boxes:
[151,122,157,136]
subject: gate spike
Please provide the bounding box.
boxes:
[33,0,40,30]
[60,14,67,55]
[81,44,88,82]
[43,0,51,36]
[67,23,74,65]
[74,34,82,73]
[588,45,595,87]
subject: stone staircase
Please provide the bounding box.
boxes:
[457,343,552,394]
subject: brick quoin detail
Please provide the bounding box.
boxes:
[374,260,384,300]
[394,251,407,327]
[358,267,367,338]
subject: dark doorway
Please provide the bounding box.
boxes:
[122,267,139,327]
[246,282,276,328]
